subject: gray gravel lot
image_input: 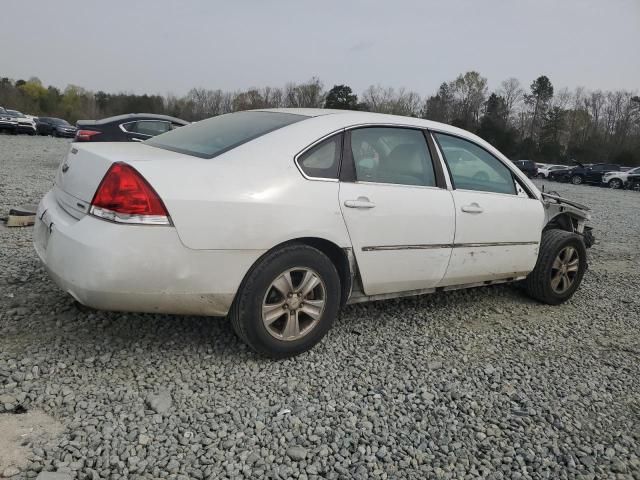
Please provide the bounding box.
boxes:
[0,134,639,479]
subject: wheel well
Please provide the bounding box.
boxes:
[291,237,353,307]
[236,237,353,308]
[544,213,575,233]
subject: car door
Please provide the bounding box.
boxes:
[432,132,545,285]
[584,164,601,183]
[338,126,455,296]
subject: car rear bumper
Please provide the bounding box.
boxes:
[56,130,77,138]
[34,189,263,316]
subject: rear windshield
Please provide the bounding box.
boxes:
[145,111,307,159]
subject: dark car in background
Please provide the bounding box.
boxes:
[75,113,188,142]
[36,117,77,137]
[554,162,622,185]
[628,173,640,191]
[547,167,572,181]
[0,107,19,133]
[513,159,538,178]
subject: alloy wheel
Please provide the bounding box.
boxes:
[608,179,622,189]
[571,175,583,185]
[550,246,580,294]
[262,267,326,341]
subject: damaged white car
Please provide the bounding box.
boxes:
[34,109,593,357]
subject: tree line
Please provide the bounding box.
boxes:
[1,73,638,165]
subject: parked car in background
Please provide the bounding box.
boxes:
[554,162,621,185]
[548,165,578,182]
[627,173,640,191]
[602,166,640,189]
[36,117,77,137]
[75,114,188,142]
[6,109,36,135]
[513,159,538,178]
[537,164,568,179]
[35,109,593,357]
[0,108,19,134]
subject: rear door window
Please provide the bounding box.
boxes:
[122,121,171,136]
[350,127,436,187]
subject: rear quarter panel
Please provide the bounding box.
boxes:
[131,116,353,251]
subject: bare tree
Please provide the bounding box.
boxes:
[497,77,524,120]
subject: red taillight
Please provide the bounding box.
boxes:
[89,162,170,225]
[75,129,101,141]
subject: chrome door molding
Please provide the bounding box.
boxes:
[361,240,539,252]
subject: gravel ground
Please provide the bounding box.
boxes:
[0,134,639,480]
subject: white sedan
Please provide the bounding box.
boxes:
[34,109,593,357]
[602,166,640,189]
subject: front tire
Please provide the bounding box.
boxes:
[523,230,587,305]
[229,243,341,358]
[570,175,584,185]
[537,173,546,179]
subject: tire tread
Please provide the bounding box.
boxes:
[229,243,340,358]
[523,229,586,304]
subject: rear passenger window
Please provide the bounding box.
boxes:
[133,121,171,136]
[434,133,516,195]
[350,128,436,187]
[297,134,342,179]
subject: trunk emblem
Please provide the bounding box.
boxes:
[61,163,70,173]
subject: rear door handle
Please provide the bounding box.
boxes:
[344,197,376,209]
[461,202,483,213]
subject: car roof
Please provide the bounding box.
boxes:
[77,113,189,126]
[253,108,488,140]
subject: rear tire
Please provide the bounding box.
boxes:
[229,243,341,358]
[523,230,587,305]
[608,178,622,189]
[570,175,584,185]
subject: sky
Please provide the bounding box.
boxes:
[1,0,638,97]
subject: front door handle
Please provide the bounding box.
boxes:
[344,197,376,209]
[461,202,483,214]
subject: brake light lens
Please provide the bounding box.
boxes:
[75,129,101,141]
[89,162,170,225]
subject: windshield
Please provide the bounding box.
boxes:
[145,111,307,159]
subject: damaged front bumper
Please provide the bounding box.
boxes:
[541,192,594,248]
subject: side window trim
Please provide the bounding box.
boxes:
[341,125,446,189]
[423,130,448,189]
[294,130,344,182]
[119,122,137,133]
[430,129,536,199]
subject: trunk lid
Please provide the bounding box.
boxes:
[53,142,189,219]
